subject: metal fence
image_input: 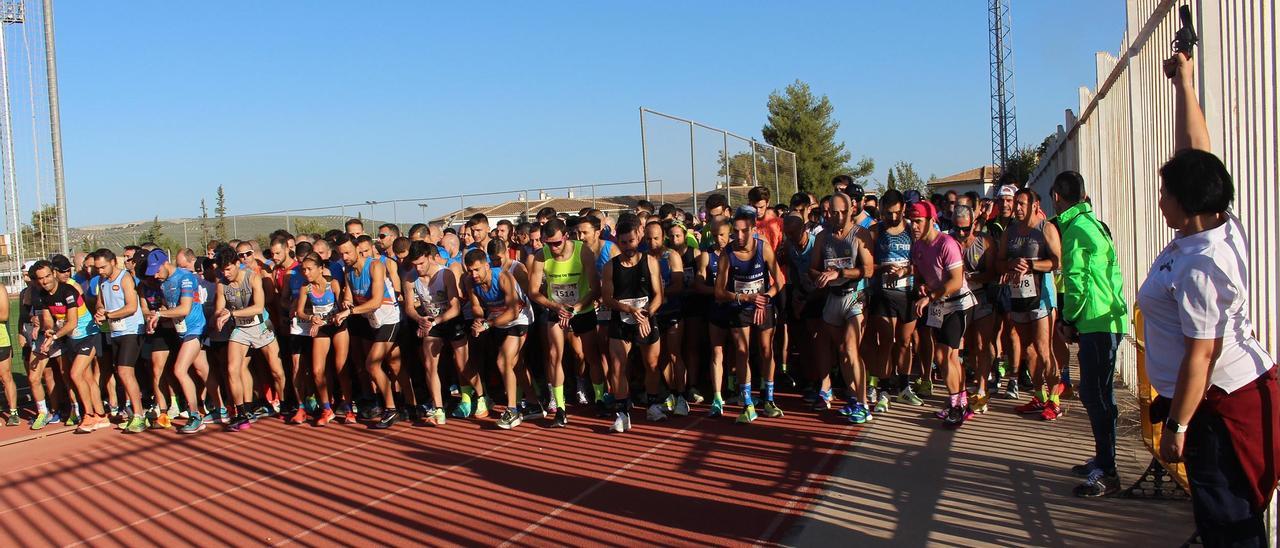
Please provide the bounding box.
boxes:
[639,107,798,212]
[1026,0,1279,393]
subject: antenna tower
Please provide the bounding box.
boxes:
[988,0,1018,180]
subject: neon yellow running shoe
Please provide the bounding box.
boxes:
[736,405,758,424]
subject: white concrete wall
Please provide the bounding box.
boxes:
[1027,0,1279,393]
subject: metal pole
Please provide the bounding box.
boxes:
[640,107,650,201]
[183,222,188,248]
[688,122,697,217]
[392,201,398,225]
[591,185,597,209]
[773,147,780,200]
[791,152,798,195]
[285,212,291,234]
[722,130,730,207]
[750,139,759,188]
[232,215,238,239]
[0,17,19,271]
[41,0,68,255]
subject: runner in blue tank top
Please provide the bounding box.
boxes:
[336,234,405,430]
[92,249,147,433]
[643,221,688,419]
[697,220,734,417]
[714,206,784,424]
[865,190,925,412]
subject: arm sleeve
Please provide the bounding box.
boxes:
[1176,259,1237,339]
[1060,225,1091,324]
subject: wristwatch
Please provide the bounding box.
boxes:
[1164,418,1188,434]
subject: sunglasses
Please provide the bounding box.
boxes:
[544,239,565,247]
[238,251,254,259]
[378,233,390,239]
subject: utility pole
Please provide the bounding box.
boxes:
[42,0,68,254]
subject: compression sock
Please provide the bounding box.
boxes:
[1035,388,1048,402]
[321,401,331,410]
[552,385,566,410]
[459,386,474,404]
[764,381,775,402]
[739,383,754,407]
[959,392,969,408]
[1049,384,1061,404]
[592,383,605,402]
[868,376,879,389]
[818,389,832,402]
[37,400,47,413]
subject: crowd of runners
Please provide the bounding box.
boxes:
[0,179,1086,472]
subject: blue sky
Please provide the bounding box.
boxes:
[15,0,1125,226]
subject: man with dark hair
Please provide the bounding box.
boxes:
[528,218,599,427]
[535,208,557,224]
[495,219,515,243]
[1051,170,1128,497]
[376,223,400,256]
[831,174,854,194]
[345,218,365,237]
[634,200,655,215]
[408,223,429,242]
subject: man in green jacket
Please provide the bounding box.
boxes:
[1051,170,1129,498]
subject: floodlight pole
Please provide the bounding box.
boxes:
[0,3,20,267]
[688,122,697,215]
[41,0,68,255]
[640,107,650,201]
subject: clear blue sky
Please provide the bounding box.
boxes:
[33,0,1124,226]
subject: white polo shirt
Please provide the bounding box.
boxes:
[1137,215,1273,397]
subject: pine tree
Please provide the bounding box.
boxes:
[761,80,874,195]
[214,185,228,241]
[199,198,211,244]
[886,169,897,191]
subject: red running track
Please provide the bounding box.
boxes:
[0,394,859,547]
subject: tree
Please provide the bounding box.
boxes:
[889,161,928,196]
[1004,144,1043,187]
[885,169,897,191]
[19,204,59,257]
[199,198,211,244]
[215,185,228,241]
[293,217,330,236]
[761,80,867,195]
[138,216,164,245]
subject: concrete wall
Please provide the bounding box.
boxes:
[1026,0,1279,393]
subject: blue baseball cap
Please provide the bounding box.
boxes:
[145,249,169,276]
[733,204,758,220]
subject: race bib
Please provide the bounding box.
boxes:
[824,257,855,270]
[174,319,188,334]
[485,305,508,321]
[312,303,334,322]
[882,275,911,290]
[235,315,261,327]
[109,318,128,333]
[1010,274,1036,298]
[550,282,580,306]
[734,279,765,295]
[618,297,649,325]
[926,301,945,328]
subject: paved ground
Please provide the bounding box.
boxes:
[779,391,1196,547]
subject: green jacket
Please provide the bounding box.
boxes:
[1058,202,1128,334]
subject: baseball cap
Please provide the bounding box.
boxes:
[845,183,865,200]
[903,189,923,204]
[997,184,1017,198]
[733,204,758,220]
[21,260,35,272]
[49,254,73,273]
[145,249,169,276]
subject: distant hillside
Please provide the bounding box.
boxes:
[70,214,389,251]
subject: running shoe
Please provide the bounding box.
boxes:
[178,414,205,435]
[935,405,950,419]
[5,412,19,427]
[123,415,147,434]
[736,405,758,424]
[114,407,130,423]
[1041,401,1062,421]
[449,384,460,397]
[545,399,559,415]
[227,415,252,432]
[673,396,690,417]
[1018,369,1033,391]
[315,408,336,427]
[520,401,547,421]
[811,396,832,411]
[370,409,400,430]
[358,403,379,421]
[646,403,667,422]
[75,415,98,433]
[575,378,590,405]
[342,409,358,424]
[837,402,856,417]
[288,408,308,425]
[496,408,522,430]
[1071,458,1099,477]
[943,405,966,427]
[1073,468,1120,498]
[709,400,724,417]
[303,396,318,414]
[916,377,934,396]
[1015,396,1046,415]
[475,396,492,419]
[153,413,173,429]
[95,416,113,430]
[451,400,473,419]
[874,393,891,414]
[611,410,630,433]
[551,408,567,428]
[849,403,872,424]
[205,408,221,424]
[760,401,784,418]
[801,388,818,403]
[970,393,990,414]
[1003,378,1021,400]
[65,412,81,427]
[47,411,62,424]
[688,387,705,404]
[429,407,447,426]
[30,412,51,430]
